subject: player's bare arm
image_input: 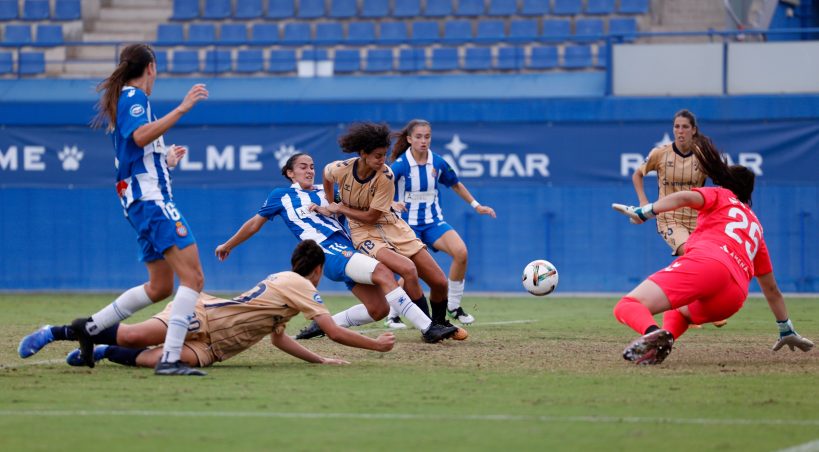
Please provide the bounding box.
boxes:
[132,84,208,147]
[215,215,268,261]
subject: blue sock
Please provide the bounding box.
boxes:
[103,345,146,367]
[50,325,75,341]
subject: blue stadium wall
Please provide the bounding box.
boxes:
[1,75,817,293]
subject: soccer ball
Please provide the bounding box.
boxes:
[522,260,559,296]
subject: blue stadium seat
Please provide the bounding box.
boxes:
[475,20,505,43]
[157,24,184,44]
[36,24,63,46]
[361,0,390,18]
[508,19,537,43]
[541,19,571,42]
[0,52,12,74]
[4,25,33,45]
[619,0,649,14]
[365,48,393,72]
[430,47,458,71]
[171,50,199,73]
[529,46,558,69]
[563,45,592,68]
[268,49,296,73]
[187,23,217,45]
[424,0,452,17]
[496,46,524,70]
[266,0,294,19]
[23,0,49,20]
[397,47,426,72]
[411,21,440,45]
[553,0,581,15]
[0,1,18,20]
[488,0,517,16]
[463,46,491,70]
[298,0,325,18]
[235,0,262,19]
[203,0,231,19]
[585,0,614,15]
[171,0,199,20]
[520,0,548,16]
[54,0,81,20]
[204,49,232,73]
[282,22,311,45]
[330,0,357,18]
[595,44,608,68]
[236,49,264,72]
[301,49,329,61]
[251,23,279,44]
[394,0,420,17]
[18,51,44,75]
[574,18,604,42]
[457,0,484,16]
[347,22,376,45]
[333,49,360,73]
[443,20,472,44]
[220,24,248,45]
[153,49,168,72]
[609,17,638,41]
[379,22,408,45]
[315,22,343,45]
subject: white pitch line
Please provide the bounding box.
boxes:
[0,410,817,427]
[777,439,819,452]
[354,319,537,334]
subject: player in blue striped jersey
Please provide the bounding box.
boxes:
[388,119,496,326]
[18,44,209,376]
[215,153,457,343]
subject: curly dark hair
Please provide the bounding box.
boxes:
[291,240,325,277]
[338,122,391,155]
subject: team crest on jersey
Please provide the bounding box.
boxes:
[175,221,188,237]
[130,104,145,117]
[341,250,353,258]
[312,293,324,304]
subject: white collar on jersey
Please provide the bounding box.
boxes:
[406,148,434,167]
[290,182,321,192]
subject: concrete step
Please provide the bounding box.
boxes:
[68,45,119,61]
[83,31,154,42]
[110,0,170,8]
[98,7,171,22]
[61,59,117,77]
[93,20,162,34]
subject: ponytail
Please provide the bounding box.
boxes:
[91,44,155,132]
[693,135,755,206]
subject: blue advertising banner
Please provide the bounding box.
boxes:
[2,121,818,187]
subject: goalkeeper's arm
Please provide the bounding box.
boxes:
[613,190,705,224]
[758,272,814,352]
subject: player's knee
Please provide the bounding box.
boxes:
[452,247,468,266]
[371,264,397,289]
[118,327,146,348]
[145,280,174,302]
[181,270,205,292]
[367,303,389,320]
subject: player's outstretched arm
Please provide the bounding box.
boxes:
[758,272,815,352]
[132,84,209,147]
[215,215,267,261]
[613,190,705,224]
[271,327,349,364]
[451,183,496,218]
[314,315,395,352]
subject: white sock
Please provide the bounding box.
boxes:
[386,287,431,332]
[447,279,465,311]
[86,285,153,335]
[161,285,198,363]
[387,305,399,319]
[332,304,375,327]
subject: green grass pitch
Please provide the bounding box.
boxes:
[1,293,817,451]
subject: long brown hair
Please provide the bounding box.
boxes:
[693,135,755,206]
[390,119,430,162]
[91,44,155,131]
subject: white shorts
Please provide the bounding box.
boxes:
[344,252,379,285]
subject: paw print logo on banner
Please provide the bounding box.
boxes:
[275,144,300,169]
[58,145,84,171]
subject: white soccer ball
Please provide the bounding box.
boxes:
[522,260,559,296]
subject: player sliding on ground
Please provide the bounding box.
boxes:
[611,135,813,365]
[19,241,395,369]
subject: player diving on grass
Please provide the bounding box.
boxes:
[21,240,395,369]
[611,135,814,365]
[214,152,459,344]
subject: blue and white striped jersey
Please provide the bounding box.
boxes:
[113,86,170,209]
[391,150,460,226]
[257,183,349,243]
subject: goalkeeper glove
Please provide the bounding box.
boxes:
[772,319,814,352]
[612,203,656,225]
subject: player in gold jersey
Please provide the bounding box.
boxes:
[59,240,395,369]
[318,122,467,338]
[631,109,727,327]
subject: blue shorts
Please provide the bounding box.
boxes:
[320,232,357,290]
[126,200,196,263]
[411,221,453,251]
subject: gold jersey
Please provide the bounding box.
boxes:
[639,143,707,232]
[324,157,400,229]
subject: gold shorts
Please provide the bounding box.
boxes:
[152,301,217,367]
[657,224,692,255]
[351,220,425,259]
